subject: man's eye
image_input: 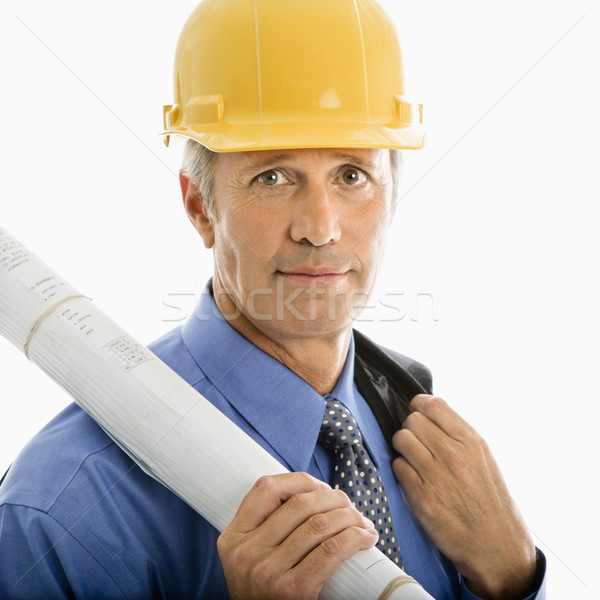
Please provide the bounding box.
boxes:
[341,168,367,186]
[256,169,289,186]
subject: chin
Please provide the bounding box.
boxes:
[265,316,353,340]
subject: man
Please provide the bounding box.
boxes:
[0,0,545,598]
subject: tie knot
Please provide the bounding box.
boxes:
[318,398,363,451]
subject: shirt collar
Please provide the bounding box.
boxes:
[181,282,356,473]
[329,334,357,410]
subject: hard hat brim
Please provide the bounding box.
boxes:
[161,121,426,152]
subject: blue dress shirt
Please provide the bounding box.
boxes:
[0,285,545,599]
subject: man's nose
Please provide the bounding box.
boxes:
[289,183,342,246]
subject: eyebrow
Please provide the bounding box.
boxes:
[331,153,374,169]
[238,154,294,177]
[239,152,375,176]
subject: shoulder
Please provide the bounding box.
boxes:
[353,329,433,394]
[377,345,433,395]
[0,404,139,593]
[0,403,164,528]
[0,403,116,512]
[0,402,223,595]
[148,324,207,387]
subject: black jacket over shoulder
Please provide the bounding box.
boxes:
[353,329,433,452]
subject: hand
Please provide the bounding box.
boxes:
[392,395,537,600]
[217,472,379,600]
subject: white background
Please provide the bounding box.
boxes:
[1,1,598,598]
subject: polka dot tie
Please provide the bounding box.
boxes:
[318,397,402,566]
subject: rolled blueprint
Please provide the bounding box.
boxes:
[0,226,434,600]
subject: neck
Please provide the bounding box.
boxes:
[214,290,351,396]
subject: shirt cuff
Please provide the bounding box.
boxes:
[458,548,547,600]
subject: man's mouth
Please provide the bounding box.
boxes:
[276,267,349,285]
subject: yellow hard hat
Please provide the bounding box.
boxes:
[162,0,425,151]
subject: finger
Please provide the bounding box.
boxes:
[409,394,475,441]
[272,502,377,567]
[404,409,456,461]
[230,473,330,533]
[392,426,435,474]
[392,455,425,504]
[255,487,359,548]
[289,522,379,589]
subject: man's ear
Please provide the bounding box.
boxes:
[180,171,215,248]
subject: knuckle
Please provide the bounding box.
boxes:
[319,535,342,557]
[392,455,408,477]
[297,471,317,486]
[215,534,227,558]
[253,474,276,494]
[471,435,489,456]
[306,512,330,534]
[429,395,448,412]
[287,491,312,513]
[226,541,256,572]
[466,436,492,469]
[250,557,277,587]
[449,437,489,473]
[217,529,241,560]
[447,449,470,475]
[409,393,428,408]
[404,411,423,429]
[331,487,352,506]
[394,427,412,446]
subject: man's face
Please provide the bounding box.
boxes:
[193,148,394,342]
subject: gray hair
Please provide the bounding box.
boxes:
[181,139,403,220]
